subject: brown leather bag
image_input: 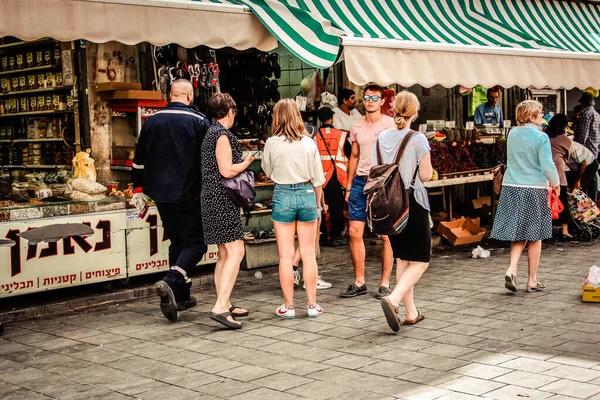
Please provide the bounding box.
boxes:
[492,164,506,195]
[364,131,418,235]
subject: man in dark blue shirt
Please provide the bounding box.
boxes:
[474,88,504,128]
[132,79,210,322]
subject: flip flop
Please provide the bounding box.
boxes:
[229,305,249,317]
[380,297,400,333]
[505,273,517,292]
[209,311,241,329]
[526,281,546,293]
[404,310,425,325]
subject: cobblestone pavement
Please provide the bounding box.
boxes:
[1,241,600,400]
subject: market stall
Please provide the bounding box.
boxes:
[0,0,283,298]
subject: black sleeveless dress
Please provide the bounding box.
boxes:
[201,122,244,244]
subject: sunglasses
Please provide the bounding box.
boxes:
[363,95,380,102]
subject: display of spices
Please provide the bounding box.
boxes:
[42,205,68,218]
[96,201,126,212]
[69,203,95,215]
[0,211,9,222]
[10,207,42,221]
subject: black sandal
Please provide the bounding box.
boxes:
[229,305,249,317]
[209,311,241,329]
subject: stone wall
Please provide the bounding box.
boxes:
[86,42,138,184]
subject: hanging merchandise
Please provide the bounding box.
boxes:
[72,149,97,181]
[301,71,324,112]
[421,87,432,97]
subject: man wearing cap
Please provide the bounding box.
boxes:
[574,92,600,201]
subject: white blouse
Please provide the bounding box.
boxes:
[261,136,326,187]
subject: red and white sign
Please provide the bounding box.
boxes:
[126,208,219,277]
[0,211,127,298]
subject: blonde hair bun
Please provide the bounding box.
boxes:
[393,91,420,130]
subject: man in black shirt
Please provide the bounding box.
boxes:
[132,79,210,321]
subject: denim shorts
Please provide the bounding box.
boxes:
[348,176,368,222]
[272,183,319,224]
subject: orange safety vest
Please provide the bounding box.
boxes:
[315,127,348,188]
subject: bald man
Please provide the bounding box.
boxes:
[133,79,210,322]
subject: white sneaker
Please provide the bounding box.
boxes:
[307,304,323,318]
[303,275,332,290]
[293,269,301,287]
[276,304,295,319]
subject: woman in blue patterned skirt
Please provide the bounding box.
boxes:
[491,100,560,293]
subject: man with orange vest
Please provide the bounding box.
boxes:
[315,107,350,246]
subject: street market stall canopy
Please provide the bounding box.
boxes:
[0,0,277,51]
[241,0,600,89]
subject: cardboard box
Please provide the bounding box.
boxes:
[99,90,162,100]
[472,196,491,209]
[437,217,486,246]
[582,285,600,302]
[96,82,142,92]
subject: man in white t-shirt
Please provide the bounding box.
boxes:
[333,88,362,132]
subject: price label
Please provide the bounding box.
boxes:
[418,124,427,133]
[445,121,456,128]
[295,96,307,112]
[466,121,475,130]
[504,120,512,128]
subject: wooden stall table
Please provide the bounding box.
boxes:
[424,173,495,220]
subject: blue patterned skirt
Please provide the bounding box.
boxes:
[491,186,552,242]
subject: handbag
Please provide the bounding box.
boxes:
[222,170,256,209]
[492,132,509,195]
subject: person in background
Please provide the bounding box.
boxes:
[342,84,396,299]
[573,92,600,202]
[474,88,504,128]
[333,88,362,132]
[492,100,559,293]
[548,113,599,240]
[132,79,209,322]
[376,91,433,333]
[202,93,254,329]
[262,99,326,319]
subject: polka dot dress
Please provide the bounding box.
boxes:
[201,122,244,245]
[491,186,552,242]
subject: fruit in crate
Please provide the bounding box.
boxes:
[434,132,446,141]
[443,127,455,141]
[431,169,439,181]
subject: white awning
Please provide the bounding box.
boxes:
[343,37,600,90]
[0,0,277,51]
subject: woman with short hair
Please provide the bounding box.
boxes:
[492,100,560,293]
[202,93,254,329]
[376,91,433,333]
[261,99,326,318]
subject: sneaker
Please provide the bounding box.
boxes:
[376,286,391,299]
[293,269,301,287]
[154,280,178,321]
[276,304,296,319]
[307,304,323,318]
[176,295,197,311]
[303,275,332,290]
[340,283,367,298]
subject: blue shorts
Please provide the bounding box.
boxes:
[272,183,319,224]
[348,176,368,222]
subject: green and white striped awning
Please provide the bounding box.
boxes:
[240,0,600,88]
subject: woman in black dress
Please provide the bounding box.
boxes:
[202,93,254,329]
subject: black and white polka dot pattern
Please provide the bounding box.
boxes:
[491,186,552,242]
[201,122,244,245]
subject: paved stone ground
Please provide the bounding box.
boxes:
[1,241,600,400]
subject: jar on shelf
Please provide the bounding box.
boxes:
[26,52,34,68]
[29,97,37,112]
[45,72,54,88]
[28,75,36,90]
[1,56,7,72]
[37,74,45,89]
[43,50,52,65]
[45,95,53,110]
[18,76,26,91]
[19,97,28,113]
[15,54,24,69]
[55,73,63,87]
[66,95,74,111]
[35,50,43,67]
[0,78,10,93]
[53,47,61,65]
[8,56,16,70]
[11,77,19,91]
[37,95,45,111]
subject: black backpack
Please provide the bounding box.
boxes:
[363,131,418,235]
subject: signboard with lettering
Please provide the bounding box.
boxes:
[0,211,127,298]
[126,208,219,277]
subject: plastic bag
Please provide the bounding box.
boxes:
[301,71,324,112]
[584,265,600,288]
[471,245,490,259]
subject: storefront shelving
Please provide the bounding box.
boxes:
[0,64,62,76]
[0,110,72,118]
[0,86,73,98]
[0,38,54,50]
[12,138,66,143]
